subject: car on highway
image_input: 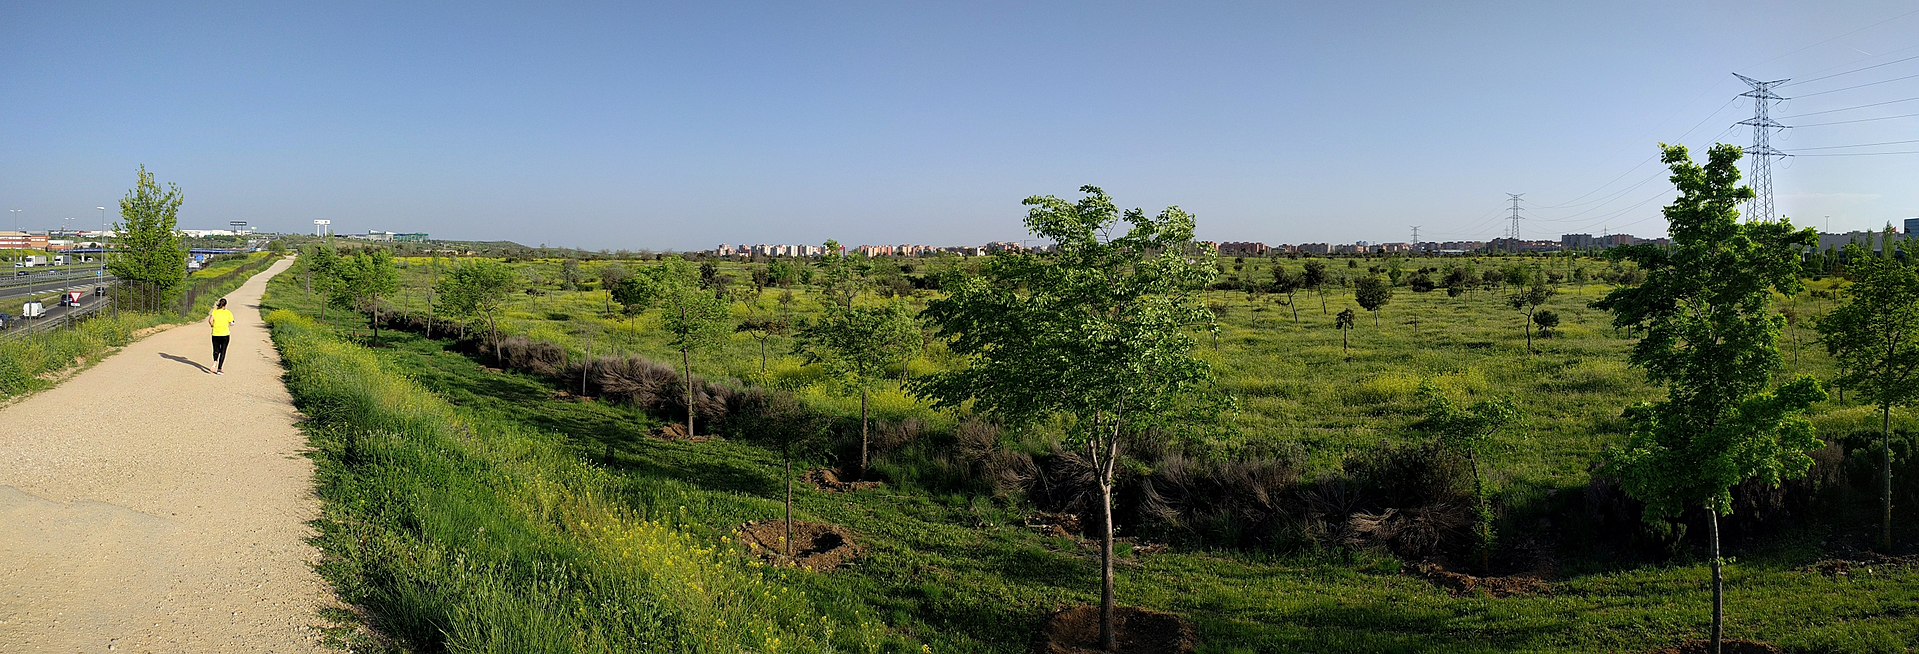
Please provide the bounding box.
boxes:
[21,301,45,319]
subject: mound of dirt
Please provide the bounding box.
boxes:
[1648,639,1783,654]
[1036,605,1198,654]
[1803,553,1919,578]
[653,423,715,443]
[1411,562,1551,598]
[804,468,882,492]
[1025,512,1084,539]
[737,520,862,572]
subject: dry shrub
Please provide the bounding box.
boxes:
[591,355,679,408]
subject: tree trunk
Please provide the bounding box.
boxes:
[682,347,695,439]
[760,338,769,371]
[859,388,870,481]
[1709,509,1724,654]
[785,438,795,558]
[1342,328,1349,355]
[1884,401,1895,551]
[1288,294,1299,323]
[1373,309,1379,327]
[1471,453,1489,572]
[1097,461,1117,652]
[1318,288,1328,314]
[1524,310,1534,354]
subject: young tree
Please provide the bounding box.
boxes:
[1272,265,1303,324]
[798,302,919,480]
[1303,259,1330,314]
[1354,275,1392,327]
[596,263,629,318]
[305,244,343,322]
[817,240,864,307]
[1533,309,1561,339]
[1509,279,1554,354]
[1335,308,1356,356]
[1595,143,1826,654]
[629,257,732,438]
[109,165,188,311]
[329,249,400,342]
[437,259,520,360]
[1816,247,1919,551]
[737,313,793,373]
[1419,382,1519,570]
[914,186,1216,651]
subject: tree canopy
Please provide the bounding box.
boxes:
[109,165,188,310]
[913,185,1217,650]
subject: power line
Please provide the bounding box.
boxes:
[1793,71,1919,98]
[1532,95,1742,210]
[1777,95,1919,119]
[1793,150,1919,157]
[1784,138,1919,151]
[1782,53,1919,87]
[1792,111,1919,127]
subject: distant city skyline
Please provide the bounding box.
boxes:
[5,2,1919,251]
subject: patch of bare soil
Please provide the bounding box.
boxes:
[1025,511,1083,538]
[1648,639,1783,654]
[737,520,862,572]
[803,468,882,492]
[1803,552,1919,579]
[1036,605,1198,654]
[653,423,715,443]
[1410,562,1551,598]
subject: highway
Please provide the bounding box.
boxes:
[0,269,114,304]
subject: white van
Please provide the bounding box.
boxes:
[21,301,46,319]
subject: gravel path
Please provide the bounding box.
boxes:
[0,258,331,653]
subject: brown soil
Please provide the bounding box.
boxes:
[1411,562,1551,598]
[1803,552,1919,578]
[653,422,715,443]
[1648,639,1783,654]
[804,468,882,492]
[1036,605,1198,654]
[737,520,862,572]
[1025,511,1084,538]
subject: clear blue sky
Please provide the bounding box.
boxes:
[4,1,1917,250]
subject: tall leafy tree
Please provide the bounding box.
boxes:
[1594,143,1825,654]
[628,257,732,438]
[436,259,520,359]
[1354,275,1392,327]
[109,165,188,311]
[798,302,920,480]
[914,186,1216,651]
[1816,246,1919,551]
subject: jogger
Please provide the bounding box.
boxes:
[208,298,235,375]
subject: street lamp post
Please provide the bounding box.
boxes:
[97,207,108,269]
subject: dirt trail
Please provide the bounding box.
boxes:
[0,258,331,653]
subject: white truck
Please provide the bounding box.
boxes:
[21,301,46,319]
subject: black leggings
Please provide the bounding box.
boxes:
[212,335,231,370]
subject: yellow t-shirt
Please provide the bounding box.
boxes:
[211,309,235,337]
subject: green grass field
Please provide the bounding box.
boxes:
[268,255,1919,653]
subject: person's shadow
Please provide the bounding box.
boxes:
[159,353,211,374]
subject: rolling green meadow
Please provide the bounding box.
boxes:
[264,251,1919,653]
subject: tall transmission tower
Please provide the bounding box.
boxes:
[1735,73,1790,223]
[1410,225,1421,243]
[1505,193,1525,242]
